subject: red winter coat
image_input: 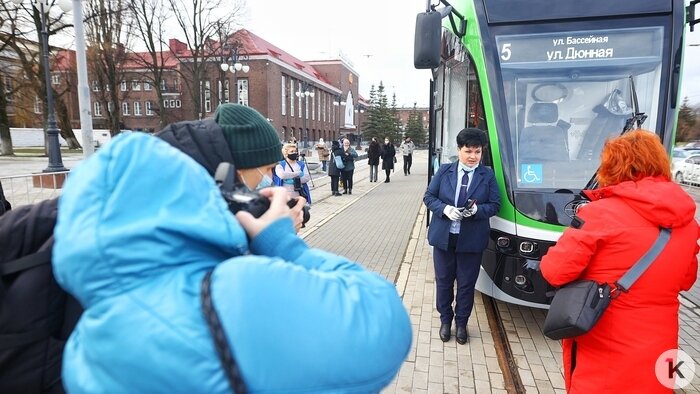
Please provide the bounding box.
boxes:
[541,177,698,393]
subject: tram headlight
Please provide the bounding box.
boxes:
[514,275,527,286]
[519,241,537,254]
[496,236,510,248]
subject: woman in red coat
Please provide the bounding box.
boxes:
[541,130,698,393]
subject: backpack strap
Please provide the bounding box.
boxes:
[0,249,52,276]
[201,270,247,394]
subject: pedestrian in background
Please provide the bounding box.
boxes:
[52,104,412,393]
[540,129,698,393]
[315,138,330,172]
[328,140,343,196]
[274,143,312,204]
[381,137,396,183]
[340,138,358,194]
[367,137,381,182]
[400,136,415,175]
[423,128,500,345]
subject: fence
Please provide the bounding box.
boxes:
[0,171,68,208]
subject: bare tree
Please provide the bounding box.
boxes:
[1,1,81,151]
[83,0,132,136]
[127,0,173,130]
[167,0,246,119]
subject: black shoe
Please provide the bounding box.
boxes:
[456,325,468,344]
[348,189,352,195]
[439,323,451,342]
[334,192,342,196]
[343,190,348,194]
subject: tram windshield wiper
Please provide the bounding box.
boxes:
[582,75,647,193]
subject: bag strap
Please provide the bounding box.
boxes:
[614,227,671,294]
[201,270,247,394]
[0,249,52,276]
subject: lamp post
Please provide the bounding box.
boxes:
[332,95,345,142]
[12,0,70,172]
[295,81,314,148]
[355,104,365,149]
[220,41,249,105]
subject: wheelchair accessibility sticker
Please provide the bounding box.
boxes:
[521,164,542,184]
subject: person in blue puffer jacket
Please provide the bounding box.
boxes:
[52,104,412,393]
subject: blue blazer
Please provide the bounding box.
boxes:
[424,162,500,253]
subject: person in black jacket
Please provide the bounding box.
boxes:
[367,137,381,182]
[380,137,396,183]
[327,140,343,196]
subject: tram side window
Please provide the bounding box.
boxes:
[440,54,491,167]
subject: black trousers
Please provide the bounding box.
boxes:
[403,154,412,174]
[433,234,482,326]
[341,170,354,191]
[330,175,340,192]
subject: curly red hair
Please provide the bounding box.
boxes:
[596,129,671,187]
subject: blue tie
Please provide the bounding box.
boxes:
[457,169,472,207]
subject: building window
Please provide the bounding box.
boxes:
[204,80,212,113]
[146,101,153,115]
[134,101,142,116]
[94,101,102,116]
[52,73,60,85]
[297,81,302,117]
[237,79,248,106]
[169,99,176,108]
[4,76,13,103]
[289,78,294,117]
[120,81,127,91]
[34,96,42,114]
[175,99,181,108]
[160,79,167,91]
[132,80,141,91]
[163,100,169,108]
[92,80,100,91]
[122,101,130,116]
[107,101,114,113]
[144,81,152,91]
[281,75,286,116]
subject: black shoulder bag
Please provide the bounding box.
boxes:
[201,271,248,393]
[543,227,671,340]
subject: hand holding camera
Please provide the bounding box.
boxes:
[215,163,310,236]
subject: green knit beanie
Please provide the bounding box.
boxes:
[215,104,283,169]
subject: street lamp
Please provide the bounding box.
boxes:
[295,81,314,148]
[12,0,70,172]
[220,41,249,104]
[354,104,365,149]
[333,95,345,142]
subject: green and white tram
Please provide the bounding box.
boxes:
[414,0,699,307]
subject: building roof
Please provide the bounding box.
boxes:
[230,29,332,86]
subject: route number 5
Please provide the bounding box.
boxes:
[501,43,512,61]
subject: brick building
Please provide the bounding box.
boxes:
[4,29,369,147]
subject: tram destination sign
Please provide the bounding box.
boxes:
[497,28,662,64]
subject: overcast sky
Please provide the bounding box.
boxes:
[244,0,700,108]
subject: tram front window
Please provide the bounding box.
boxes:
[497,27,663,189]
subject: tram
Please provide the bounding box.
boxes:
[414,0,699,308]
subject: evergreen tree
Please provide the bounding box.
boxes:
[404,103,426,144]
[363,85,381,141]
[389,93,403,144]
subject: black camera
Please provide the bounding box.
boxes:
[215,163,310,224]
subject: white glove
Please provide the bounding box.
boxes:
[463,203,478,218]
[443,205,463,221]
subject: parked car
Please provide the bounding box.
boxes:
[673,153,700,185]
